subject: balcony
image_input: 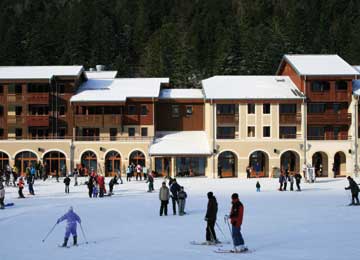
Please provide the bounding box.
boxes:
[279,113,301,125]
[217,114,239,125]
[74,114,122,127]
[308,132,349,141]
[306,90,351,102]
[307,113,351,125]
[27,93,49,104]
[26,115,49,127]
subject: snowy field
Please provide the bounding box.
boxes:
[1,177,360,260]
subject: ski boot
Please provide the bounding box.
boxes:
[73,236,78,246]
[62,238,69,247]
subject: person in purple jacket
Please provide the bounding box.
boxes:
[57,206,81,247]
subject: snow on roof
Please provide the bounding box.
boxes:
[0,66,84,80]
[202,76,304,100]
[159,88,204,99]
[149,131,212,156]
[86,71,118,79]
[354,66,360,73]
[280,55,359,76]
[70,78,169,103]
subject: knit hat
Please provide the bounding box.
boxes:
[207,192,213,199]
[231,193,239,200]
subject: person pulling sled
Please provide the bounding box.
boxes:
[57,206,81,247]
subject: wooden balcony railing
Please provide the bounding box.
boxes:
[306,90,351,102]
[26,115,49,127]
[27,93,49,104]
[279,133,301,139]
[217,114,239,125]
[308,132,350,140]
[74,114,122,127]
[307,113,351,125]
[279,113,301,125]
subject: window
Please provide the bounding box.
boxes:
[335,81,347,91]
[110,128,117,141]
[171,105,180,118]
[128,127,135,137]
[59,106,66,116]
[279,104,296,113]
[263,104,270,114]
[247,126,255,137]
[141,127,148,137]
[247,104,255,114]
[308,103,326,113]
[186,106,193,116]
[140,105,148,115]
[217,104,235,115]
[58,84,65,94]
[263,126,271,137]
[217,127,235,139]
[27,83,49,93]
[15,106,22,116]
[15,128,22,139]
[82,128,100,141]
[15,84,22,94]
[127,105,136,115]
[280,127,297,139]
[308,127,325,140]
[311,81,330,92]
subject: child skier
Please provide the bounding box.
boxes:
[57,206,81,247]
[228,193,247,252]
[17,177,25,198]
[92,184,99,198]
[178,186,187,216]
[256,181,261,192]
[64,175,71,194]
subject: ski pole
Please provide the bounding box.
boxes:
[215,222,229,243]
[80,223,88,244]
[224,215,236,250]
[42,223,57,242]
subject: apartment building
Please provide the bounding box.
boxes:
[0,54,359,178]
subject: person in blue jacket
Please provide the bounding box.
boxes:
[57,206,81,247]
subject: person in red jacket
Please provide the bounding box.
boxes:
[97,175,106,197]
[228,193,247,252]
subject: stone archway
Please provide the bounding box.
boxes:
[280,151,300,174]
[218,151,237,178]
[312,152,329,177]
[249,151,269,177]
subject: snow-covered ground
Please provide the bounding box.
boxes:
[1,177,360,260]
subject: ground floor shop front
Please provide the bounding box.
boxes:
[0,139,355,178]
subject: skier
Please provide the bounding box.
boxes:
[64,175,71,194]
[108,176,118,195]
[159,182,170,216]
[256,181,261,192]
[295,172,302,191]
[0,180,5,209]
[27,170,35,195]
[170,178,181,215]
[345,176,360,205]
[12,164,18,186]
[279,172,285,191]
[178,186,187,216]
[86,176,94,198]
[146,171,154,192]
[289,173,295,191]
[228,193,247,252]
[126,165,131,182]
[97,175,106,197]
[205,192,218,244]
[17,177,25,198]
[92,183,99,198]
[57,206,81,247]
[73,168,79,186]
[116,168,123,184]
[135,164,142,181]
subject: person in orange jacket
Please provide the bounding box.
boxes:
[17,177,25,198]
[228,193,247,252]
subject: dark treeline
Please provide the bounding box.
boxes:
[0,0,360,86]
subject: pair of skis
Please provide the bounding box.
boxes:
[190,241,252,254]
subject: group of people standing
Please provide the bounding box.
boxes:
[125,163,148,181]
[279,169,302,191]
[159,178,187,216]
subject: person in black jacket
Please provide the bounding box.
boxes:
[108,176,119,195]
[87,176,94,198]
[170,178,181,215]
[63,175,71,194]
[295,173,302,191]
[345,176,360,205]
[204,192,218,244]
